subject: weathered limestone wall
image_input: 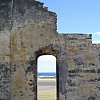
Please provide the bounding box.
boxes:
[63,34,100,100]
[0,1,11,99]
[0,0,12,31]
[10,0,58,100]
[0,0,100,100]
[0,30,11,100]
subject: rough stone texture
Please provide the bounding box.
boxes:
[0,0,100,100]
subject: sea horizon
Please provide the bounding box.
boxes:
[38,72,56,78]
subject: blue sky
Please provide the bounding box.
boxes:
[38,55,56,73]
[39,0,100,43]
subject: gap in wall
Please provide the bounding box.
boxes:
[37,55,57,100]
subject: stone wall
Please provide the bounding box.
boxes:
[0,0,100,100]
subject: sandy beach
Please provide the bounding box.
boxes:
[37,78,56,100]
[37,78,56,89]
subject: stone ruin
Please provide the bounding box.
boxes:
[0,0,100,100]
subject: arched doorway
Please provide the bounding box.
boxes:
[37,55,56,100]
[34,45,67,100]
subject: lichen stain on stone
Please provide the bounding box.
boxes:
[14,80,24,90]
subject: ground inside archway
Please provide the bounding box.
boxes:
[37,78,56,100]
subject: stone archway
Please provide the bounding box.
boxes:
[33,45,68,100]
[25,45,67,100]
[35,47,60,100]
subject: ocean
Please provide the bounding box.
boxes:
[38,72,56,78]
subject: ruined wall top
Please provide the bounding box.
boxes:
[0,0,57,31]
[0,0,99,47]
[61,34,92,40]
